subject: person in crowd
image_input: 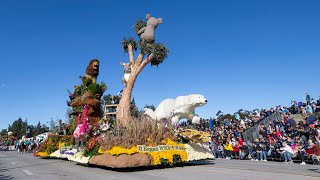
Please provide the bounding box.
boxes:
[281,142,294,164]
[251,142,260,161]
[259,138,268,161]
[259,124,267,138]
[209,137,218,159]
[177,93,320,165]
[209,117,214,130]
[232,141,240,159]
[217,143,224,159]
[306,93,311,105]
[240,142,249,160]
[224,140,233,160]
[307,104,313,114]
[295,142,307,165]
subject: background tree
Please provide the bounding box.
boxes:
[22,119,28,137]
[130,98,140,118]
[49,118,56,132]
[40,124,49,134]
[27,125,35,138]
[8,118,28,139]
[102,94,139,118]
[117,17,169,126]
[0,129,7,137]
[35,121,41,135]
[66,107,73,125]
[144,104,156,111]
[58,119,62,133]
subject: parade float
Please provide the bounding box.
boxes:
[34,14,213,168]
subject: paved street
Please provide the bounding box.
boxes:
[0,151,319,180]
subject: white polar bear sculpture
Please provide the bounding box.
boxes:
[144,94,207,124]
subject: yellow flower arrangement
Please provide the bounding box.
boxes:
[37,151,49,157]
[98,138,187,165]
[148,150,187,165]
[98,146,138,156]
[163,138,183,146]
[58,142,65,149]
[149,138,187,165]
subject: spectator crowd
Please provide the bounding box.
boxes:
[192,93,320,165]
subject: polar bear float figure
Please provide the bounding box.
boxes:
[144,94,207,125]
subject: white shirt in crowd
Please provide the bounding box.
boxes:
[281,145,294,154]
[240,119,245,127]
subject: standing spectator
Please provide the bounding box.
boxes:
[307,104,313,114]
[310,98,315,106]
[235,112,240,121]
[316,98,320,112]
[240,118,245,128]
[214,118,220,127]
[306,93,311,105]
[209,117,213,130]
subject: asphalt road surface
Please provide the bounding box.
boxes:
[0,151,319,180]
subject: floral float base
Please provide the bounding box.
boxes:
[49,149,90,164]
[35,142,213,168]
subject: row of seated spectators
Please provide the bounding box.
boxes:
[209,115,319,165]
[184,95,320,165]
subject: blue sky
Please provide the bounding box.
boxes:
[0,0,319,130]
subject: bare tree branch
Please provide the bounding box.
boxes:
[127,44,134,66]
[137,53,154,74]
[134,52,145,69]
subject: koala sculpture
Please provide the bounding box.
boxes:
[137,14,163,43]
[120,62,132,86]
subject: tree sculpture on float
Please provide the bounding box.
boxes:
[117,13,169,127]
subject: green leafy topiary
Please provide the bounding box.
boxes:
[150,43,169,66]
[134,18,147,34]
[88,83,101,99]
[122,37,137,53]
[140,42,169,66]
